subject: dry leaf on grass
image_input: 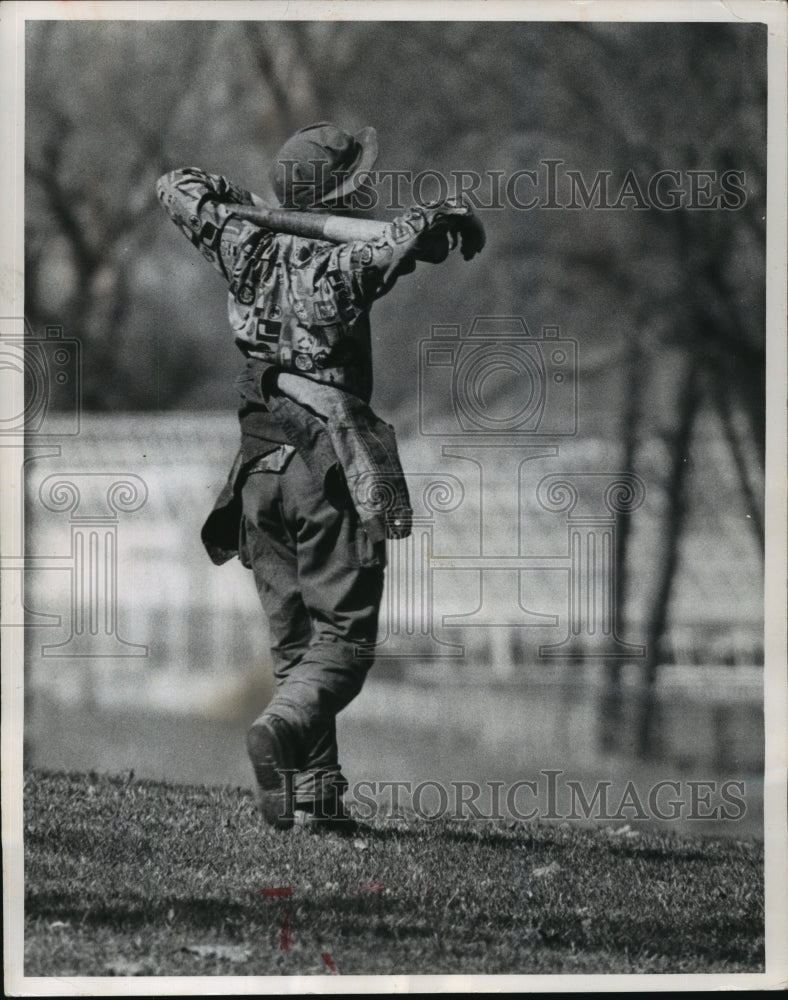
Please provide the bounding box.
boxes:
[532,861,562,878]
[182,943,251,963]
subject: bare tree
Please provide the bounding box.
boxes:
[25,22,218,405]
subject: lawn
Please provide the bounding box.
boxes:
[23,770,764,977]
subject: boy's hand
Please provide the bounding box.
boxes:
[414,228,452,264]
[420,197,486,260]
[381,196,486,283]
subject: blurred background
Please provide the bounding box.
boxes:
[21,19,766,834]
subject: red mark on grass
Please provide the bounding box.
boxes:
[360,881,386,891]
[259,886,293,897]
[321,952,339,974]
[279,911,292,951]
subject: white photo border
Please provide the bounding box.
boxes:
[2,1,785,994]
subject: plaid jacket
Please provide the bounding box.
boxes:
[157,168,434,561]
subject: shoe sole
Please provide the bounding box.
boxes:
[246,721,295,830]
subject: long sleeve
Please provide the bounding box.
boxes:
[156,167,260,282]
[314,204,450,304]
[158,166,445,304]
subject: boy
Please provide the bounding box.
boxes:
[157,122,483,830]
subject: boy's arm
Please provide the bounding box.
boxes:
[156,167,264,281]
[158,168,484,308]
[323,200,483,304]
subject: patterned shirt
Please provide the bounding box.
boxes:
[157,167,432,403]
[158,167,441,560]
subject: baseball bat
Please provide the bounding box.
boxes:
[231,205,387,244]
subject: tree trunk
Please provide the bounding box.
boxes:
[636,353,702,759]
[600,334,644,752]
[710,373,764,554]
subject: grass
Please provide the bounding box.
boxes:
[24,769,764,977]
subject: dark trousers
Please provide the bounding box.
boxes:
[240,451,385,805]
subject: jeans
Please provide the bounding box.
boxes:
[239,449,385,806]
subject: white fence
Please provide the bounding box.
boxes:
[20,412,762,715]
